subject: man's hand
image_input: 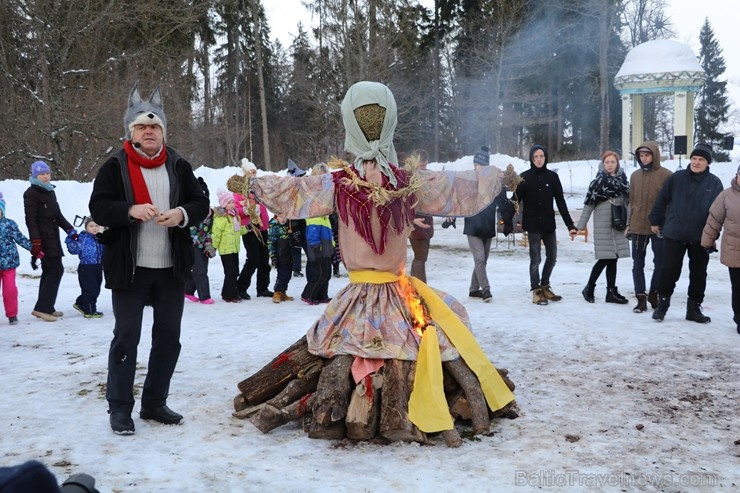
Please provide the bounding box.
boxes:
[650,225,661,235]
[129,203,160,222]
[412,217,431,229]
[156,208,185,227]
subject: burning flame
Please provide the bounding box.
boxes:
[398,275,431,336]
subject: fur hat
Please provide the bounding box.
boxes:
[241,158,257,174]
[30,160,51,178]
[690,143,712,164]
[218,190,234,208]
[473,146,490,166]
[124,83,167,141]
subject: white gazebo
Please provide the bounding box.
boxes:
[614,40,704,162]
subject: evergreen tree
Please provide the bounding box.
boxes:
[695,18,730,161]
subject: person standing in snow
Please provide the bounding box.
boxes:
[701,163,740,335]
[23,160,77,322]
[648,143,723,323]
[626,141,672,313]
[573,151,631,304]
[0,192,33,325]
[184,177,216,305]
[89,83,209,435]
[516,144,577,305]
[66,216,105,318]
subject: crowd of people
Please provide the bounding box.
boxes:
[1,81,738,441]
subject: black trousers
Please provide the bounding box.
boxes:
[107,267,184,413]
[185,247,211,301]
[34,256,64,313]
[730,267,740,326]
[659,238,709,302]
[76,263,103,314]
[302,257,331,302]
[237,230,271,294]
[273,262,293,293]
[220,253,240,300]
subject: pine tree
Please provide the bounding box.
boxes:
[695,18,730,161]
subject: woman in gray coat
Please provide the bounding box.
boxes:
[573,151,631,303]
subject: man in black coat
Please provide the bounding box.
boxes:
[648,143,723,323]
[89,84,209,435]
[517,144,577,305]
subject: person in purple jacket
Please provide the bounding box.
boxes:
[66,216,105,318]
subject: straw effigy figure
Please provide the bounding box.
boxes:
[231,81,519,447]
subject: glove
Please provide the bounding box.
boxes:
[441,218,456,229]
[204,245,217,258]
[704,246,718,254]
[291,229,302,245]
[67,229,78,241]
[31,257,39,270]
[31,239,43,257]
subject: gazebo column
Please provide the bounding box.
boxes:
[674,91,690,157]
[621,95,631,163]
[631,94,644,156]
[685,91,696,152]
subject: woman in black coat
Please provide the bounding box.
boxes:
[23,161,75,322]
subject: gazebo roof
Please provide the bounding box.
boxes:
[615,40,704,94]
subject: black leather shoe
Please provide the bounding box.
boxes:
[110,411,135,435]
[140,405,183,425]
[257,290,274,297]
[469,289,483,298]
[238,291,251,300]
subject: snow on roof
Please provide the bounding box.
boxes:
[615,39,703,79]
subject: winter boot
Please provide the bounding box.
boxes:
[633,293,648,313]
[647,290,659,309]
[605,287,629,304]
[280,292,294,302]
[652,296,670,321]
[272,292,283,304]
[532,288,549,305]
[581,283,595,303]
[685,298,711,323]
[540,284,562,302]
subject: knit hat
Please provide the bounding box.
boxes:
[218,190,234,208]
[287,159,306,177]
[473,146,490,166]
[690,143,712,164]
[0,191,5,217]
[124,83,167,141]
[241,158,257,174]
[31,160,51,178]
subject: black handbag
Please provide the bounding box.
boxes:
[610,201,627,231]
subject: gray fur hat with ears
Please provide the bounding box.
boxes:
[124,82,167,141]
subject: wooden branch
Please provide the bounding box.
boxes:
[308,354,353,440]
[250,394,315,433]
[346,372,383,440]
[379,359,425,443]
[443,358,490,435]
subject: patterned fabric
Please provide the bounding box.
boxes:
[65,231,104,265]
[189,209,214,250]
[0,217,32,270]
[584,169,630,205]
[268,218,293,265]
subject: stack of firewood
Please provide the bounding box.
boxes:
[233,335,518,447]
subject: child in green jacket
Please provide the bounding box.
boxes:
[212,191,246,302]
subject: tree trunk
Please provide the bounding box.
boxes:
[308,354,353,439]
[379,359,426,443]
[249,0,270,169]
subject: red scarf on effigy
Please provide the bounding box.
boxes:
[333,164,416,255]
[123,140,168,204]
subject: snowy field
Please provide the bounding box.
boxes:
[1,154,738,492]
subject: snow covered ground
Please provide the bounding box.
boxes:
[1,155,738,492]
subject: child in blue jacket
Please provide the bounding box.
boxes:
[0,192,33,325]
[66,216,104,318]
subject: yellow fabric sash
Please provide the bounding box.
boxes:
[348,270,515,432]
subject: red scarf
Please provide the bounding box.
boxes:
[333,165,415,255]
[123,140,168,204]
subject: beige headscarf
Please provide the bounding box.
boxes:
[340,81,399,187]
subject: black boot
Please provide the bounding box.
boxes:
[686,298,711,323]
[605,287,629,304]
[652,296,670,321]
[647,290,659,309]
[581,283,595,303]
[633,293,648,313]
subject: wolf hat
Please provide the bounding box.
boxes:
[124,82,167,141]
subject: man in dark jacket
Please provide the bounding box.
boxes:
[649,143,723,323]
[89,84,209,435]
[517,144,577,305]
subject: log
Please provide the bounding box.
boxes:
[250,394,315,433]
[308,355,354,439]
[264,366,322,409]
[235,336,324,410]
[443,358,490,435]
[441,428,463,448]
[497,368,516,392]
[379,359,425,443]
[346,372,383,440]
[448,392,472,421]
